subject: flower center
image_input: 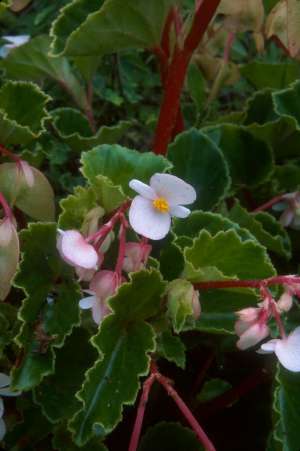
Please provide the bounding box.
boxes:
[152,197,169,213]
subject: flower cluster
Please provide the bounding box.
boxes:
[57,173,196,324]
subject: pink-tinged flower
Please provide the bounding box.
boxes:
[129,173,196,240]
[260,327,300,372]
[19,160,34,188]
[0,218,14,247]
[236,322,270,350]
[235,304,270,350]
[122,241,152,273]
[276,290,293,313]
[79,270,121,324]
[274,192,300,230]
[57,230,98,269]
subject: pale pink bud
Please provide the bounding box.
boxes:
[57,230,98,269]
[0,218,14,247]
[122,242,151,273]
[90,270,121,301]
[19,160,34,188]
[279,208,295,227]
[192,289,201,319]
[236,307,260,323]
[237,323,270,350]
[260,327,300,372]
[277,291,293,313]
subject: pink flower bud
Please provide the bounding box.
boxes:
[237,322,269,350]
[192,289,201,319]
[277,291,293,313]
[19,160,34,188]
[122,242,151,273]
[90,270,121,301]
[236,307,260,323]
[57,230,98,269]
[0,218,14,247]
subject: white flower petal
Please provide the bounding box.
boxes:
[260,339,278,353]
[0,387,20,397]
[275,327,300,372]
[129,180,156,200]
[58,230,98,269]
[150,173,196,206]
[79,296,96,310]
[3,35,30,46]
[170,205,191,218]
[0,374,10,389]
[279,208,294,227]
[129,196,171,240]
[0,418,6,440]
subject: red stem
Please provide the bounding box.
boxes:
[0,192,13,220]
[128,372,156,451]
[252,194,285,213]
[115,216,128,276]
[194,275,300,291]
[0,144,20,165]
[153,0,221,155]
[156,372,216,451]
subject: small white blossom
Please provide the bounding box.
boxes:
[129,173,196,240]
[260,327,300,372]
[1,35,30,57]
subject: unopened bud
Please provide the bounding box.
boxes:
[122,242,151,273]
[237,322,269,350]
[277,291,293,313]
[82,206,105,236]
[0,218,14,247]
[19,160,34,188]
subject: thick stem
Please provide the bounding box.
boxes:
[156,372,216,451]
[153,0,221,155]
[194,275,300,291]
[128,373,156,451]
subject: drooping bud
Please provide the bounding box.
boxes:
[122,241,152,273]
[0,218,14,247]
[237,322,270,350]
[19,160,34,188]
[236,307,260,323]
[167,279,201,333]
[57,230,98,269]
[277,290,293,313]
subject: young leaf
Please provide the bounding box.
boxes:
[0,163,55,221]
[168,129,230,210]
[157,331,186,369]
[273,80,300,130]
[12,223,81,391]
[0,81,50,145]
[69,317,155,445]
[51,108,131,152]
[51,0,177,57]
[81,144,171,197]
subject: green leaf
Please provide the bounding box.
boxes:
[51,108,131,152]
[204,124,274,188]
[160,241,184,281]
[0,80,50,146]
[89,175,126,213]
[240,61,300,90]
[273,80,300,130]
[51,0,177,57]
[109,269,166,322]
[59,186,98,230]
[53,424,108,451]
[12,223,81,391]
[157,331,186,369]
[228,202,291,258]
[275,163,300,191]
[81,144,171,197]
[166,279,196,333]
[187,63,206,113]
[69,317,155,445]
[0,222,19,301]
[139,422,203,451]
[273,366,300,451]
[34,328,97,423]
[0,163,55,221]
[0,35,88,111]
[184,229,275,281]
[197,378,231,403]
[168,129,230,210]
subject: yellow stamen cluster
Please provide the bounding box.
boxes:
[152,197,169,213]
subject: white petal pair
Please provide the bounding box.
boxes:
[260,327,300,372]
[129,173,196,240]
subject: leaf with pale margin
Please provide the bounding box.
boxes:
[0,223,19,300]
[50,0,177,57]
[273,365,300,451]
[11,223,81,391]
[69,317,155,445]
[0,81,50,145]
[184,229,275,281]
[273,80,300,131]
[53,424,108,451]
[0,163,55,221]
[58,186,98,230]
[168,129,230,210]
[204,124,273,188]
[157,331,186,369]
[51,108,131,152]
[81,144,171,197]
[0,35,88,111]
[229,202,291,258]
[240,61,300,90]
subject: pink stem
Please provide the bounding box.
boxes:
[128,372,156,451]
[0,192,13,220]
[115,215,128,276]
[0,144,21,165]
[252,194,285,213]
[194,275,300,291]
[156,373,216,451]
[223,31,235,63]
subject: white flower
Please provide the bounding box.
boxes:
[260,327,300,372]
[57,230,98,270]
[0,373,20,440]
[128,173,196,240]
[1,35,30,57]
